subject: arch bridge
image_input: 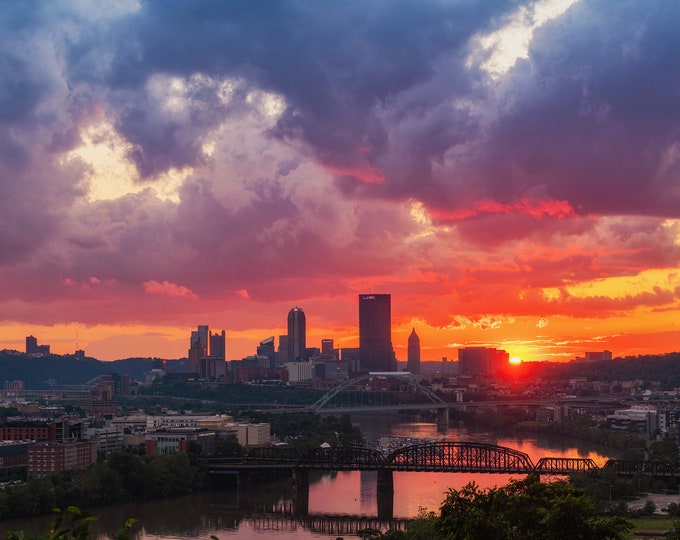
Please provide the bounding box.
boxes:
[310,372,448,415]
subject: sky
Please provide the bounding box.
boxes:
[1,0,680,363]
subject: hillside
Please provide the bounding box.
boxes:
[0,351,186,388]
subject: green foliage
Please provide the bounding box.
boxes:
[215,434,245,457]
[432,475,631,540]
[3,506,136,540]
[648,440,679,465]
[0,351,159,387]
[640,500,657,516]
[667,520,680,540]
[345,477,632,540]
[512,353,680,390]
[521,418,647,458]
[0,451,203,521]
[139,380,325,406]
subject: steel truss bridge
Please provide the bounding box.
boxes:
[204,441,676,519]
[205,440,665,476]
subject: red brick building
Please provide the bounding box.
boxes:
[0,420,81,442]
[0,422,57,442]
[27,441,97,477]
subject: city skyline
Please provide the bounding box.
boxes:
[2,1,680,363]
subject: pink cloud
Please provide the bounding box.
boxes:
[143,280,197,299]
[234,289,251,299]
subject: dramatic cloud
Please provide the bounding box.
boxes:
[0,0,679,361]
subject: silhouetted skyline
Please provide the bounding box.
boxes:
[1,1,680,363]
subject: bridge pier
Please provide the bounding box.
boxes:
[377,469,394,520]
[291,468,309,516]
[437,407,449,432]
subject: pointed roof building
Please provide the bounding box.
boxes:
[407,328,421,375]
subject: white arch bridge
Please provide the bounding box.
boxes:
[310,372,449,414]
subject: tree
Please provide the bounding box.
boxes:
[433,475,631,540]
[4,506,136,540]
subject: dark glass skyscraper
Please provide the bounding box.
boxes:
[359,294,395,372]
[287,306,307,361]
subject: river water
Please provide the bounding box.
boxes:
[0,414,615,539]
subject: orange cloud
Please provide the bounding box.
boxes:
[431,198,576,221]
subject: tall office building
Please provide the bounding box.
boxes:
[321,339,334,356]
[210,330,226,360]
[407,328,421,374]
[287,307,307,362]
[188,325,226,378]
[359,294,395,372]
[458,347,509,377]
[257,336,276,370]
[190,326,209,358]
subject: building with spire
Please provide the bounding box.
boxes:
[407,328,421,374]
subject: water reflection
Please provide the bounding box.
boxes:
[0,414,616,539]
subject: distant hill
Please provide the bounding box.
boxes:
[0,351,186,388]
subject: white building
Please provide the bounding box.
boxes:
[85,425,125,456]
[237,423,270,447]
[146,415,214,430]
[285,362,313,383]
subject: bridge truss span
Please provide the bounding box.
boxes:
[535,457,599,474]
[297,446,386,470]
[385,441,535,473]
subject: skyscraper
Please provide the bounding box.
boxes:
[257,336,276,370]
[190,325,209,358]
[407,328,421,374]
[458,347,509,377]
[359,294,395,372]
[188,325,226,379]
[287,307,307,362]
[210,329,226,360]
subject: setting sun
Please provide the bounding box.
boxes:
[509,356,522,365]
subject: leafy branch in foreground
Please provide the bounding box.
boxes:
[4,506,137,540]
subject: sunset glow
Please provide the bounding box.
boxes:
[1,2,680,362]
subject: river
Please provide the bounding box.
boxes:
[0,414,615,539]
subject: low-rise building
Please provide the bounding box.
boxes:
[236,423,270,447]
[27,440,97,477]
[285,362,313,383]
[85,425,125,456]
[144,428,217,456]
[0,441,31,478]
